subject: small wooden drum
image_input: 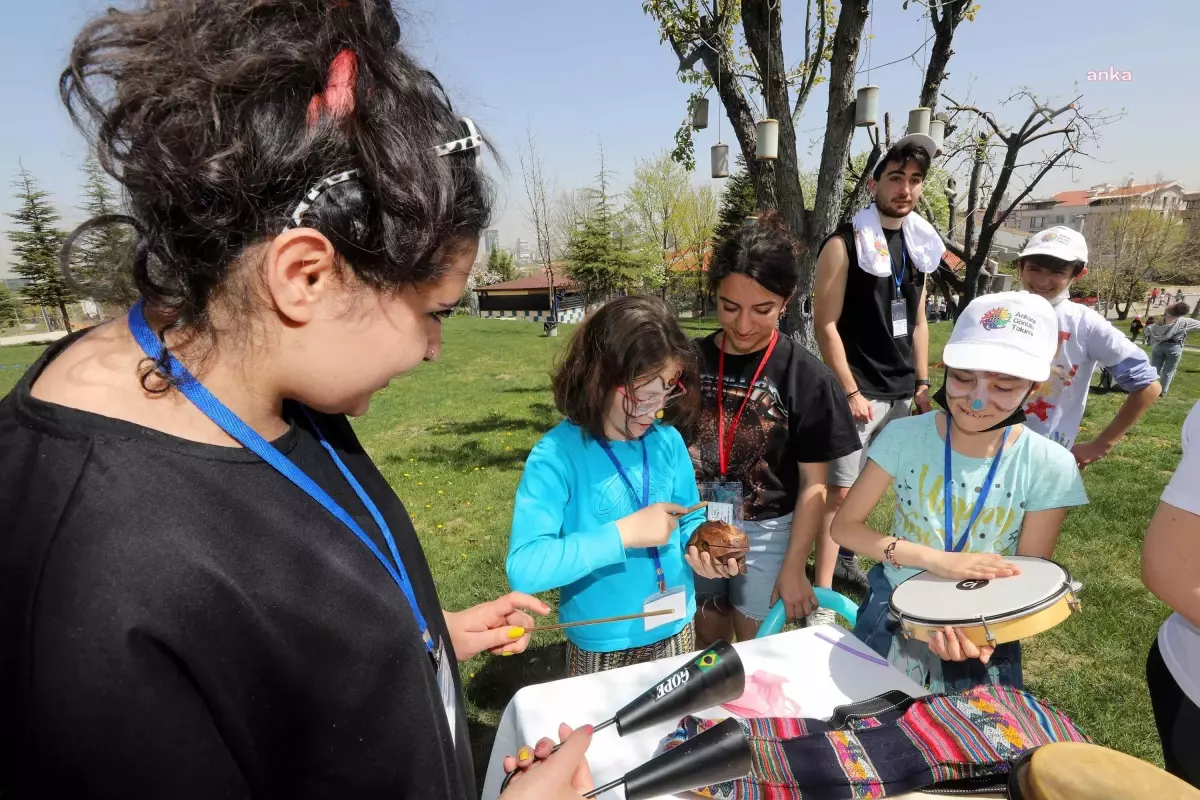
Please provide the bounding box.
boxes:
[889,556,1081,648]
[1007,742,1200,799]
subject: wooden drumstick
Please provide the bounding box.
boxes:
[523,609,672,634]
[668,501,708,517]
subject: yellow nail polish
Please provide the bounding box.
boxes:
[502,650,514,657]
[507,627,525,639]
[518,748,531,761]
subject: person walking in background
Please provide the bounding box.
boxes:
[1147,302,1200,395]
[1174,290,1185,304]
[1130,315,1144,342]
[813,133,944,603]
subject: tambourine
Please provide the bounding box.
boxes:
[1008,742,1200,799]
[889,556,1081,648]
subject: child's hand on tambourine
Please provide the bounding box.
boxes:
[925,551,1020,581]
[929,626,995,665]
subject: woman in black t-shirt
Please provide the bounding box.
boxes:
[0,2,592,798]
[677,212,861,646]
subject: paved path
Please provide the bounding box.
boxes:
[0,330,68,347]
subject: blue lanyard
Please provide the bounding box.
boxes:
[598,434,667,593]
[943,421,1010,553]
[127,301,435,657]
[892,246,907,299]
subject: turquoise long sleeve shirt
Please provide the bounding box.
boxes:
[506,421,703,652]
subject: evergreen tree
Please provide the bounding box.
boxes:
[6,164,73,332]
[0,283,21,329]
[712,154,757,252]
[565,147,659,300]
[486,247,517,282]
[74,155,136,308]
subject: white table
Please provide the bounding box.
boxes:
[481,624,1004,799]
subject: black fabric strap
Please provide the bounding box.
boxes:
[826,689,918,730]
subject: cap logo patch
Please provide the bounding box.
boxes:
[980,307,1012,330]
[1038,231,1071,244]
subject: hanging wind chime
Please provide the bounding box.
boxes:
[755,0,779,160]
[710,36,730,178]
[855,0,878,127]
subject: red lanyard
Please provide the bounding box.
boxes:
[716,329,779,478]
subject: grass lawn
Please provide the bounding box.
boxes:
[3,317,1197,786]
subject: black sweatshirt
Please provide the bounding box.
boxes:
[0,334,474,799]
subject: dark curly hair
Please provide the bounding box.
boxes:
[59,0,493,344]
[552,296,700,441]
[707,209,801,300]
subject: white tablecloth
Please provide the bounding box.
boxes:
[481,624,1004,799]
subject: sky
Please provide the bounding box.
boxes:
[2,0,1196,277]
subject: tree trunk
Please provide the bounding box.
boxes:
[57,302,74,334]
[920,0,973,114]
[784,0,871,351]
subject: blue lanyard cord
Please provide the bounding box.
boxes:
[599,433,667,593]
[126,301,435,655]
[893,247,907,299]
[943,421,1011,554]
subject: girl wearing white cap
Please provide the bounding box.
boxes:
[832,292,1089,691]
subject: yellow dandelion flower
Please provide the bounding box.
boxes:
[437,490,444,495]
[417,482,424,486]
[437,523,444,529]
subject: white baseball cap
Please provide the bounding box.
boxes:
[942,291,1059,382]
[891,133,938,162]
[1019,226,1088,265]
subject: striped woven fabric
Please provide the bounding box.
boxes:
[565,624,695,677]
[657,685,1090,799]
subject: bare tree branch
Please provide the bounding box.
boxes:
[793,0,828,120]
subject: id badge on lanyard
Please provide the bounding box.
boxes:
[891,248,909,339]
[599,437,687,632]
[435,638,458,745]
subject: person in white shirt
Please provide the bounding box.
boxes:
[1016,226,1161,466]
[1142,400,1200,788]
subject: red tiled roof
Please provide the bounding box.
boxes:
[942,251,963,271]
[665,246,713,273]
[1052,190,1092,207]
[480,268,579,292]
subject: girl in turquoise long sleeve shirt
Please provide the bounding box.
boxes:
[507,297,708,675]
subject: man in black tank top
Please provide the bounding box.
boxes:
[810,136,937,603]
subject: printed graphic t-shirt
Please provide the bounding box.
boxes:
[678,332,861,521]
[1158,400,1200,707]
[1023,301,1157,450]
[868,413,1089,588]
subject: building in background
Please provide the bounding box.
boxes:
[1010,180,1187,237]
[514,238,533,265]
[475,269,590,324]
[483,229,500,256]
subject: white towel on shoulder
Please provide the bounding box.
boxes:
[850,204,945,277]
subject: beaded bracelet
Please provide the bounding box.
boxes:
[883,537,900,568]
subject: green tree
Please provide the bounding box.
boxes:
[712,154,756,252]
[72,155,136,308]
[7,164,73,332]
[486,247,517,282]
[627,152,691,297]
[0,283,21,329]
[565,148,658,299]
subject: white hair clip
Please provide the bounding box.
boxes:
[284,170,360,230]
[434,117,483,162]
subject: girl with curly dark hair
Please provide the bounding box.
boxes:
[679,211,860,646]
[0,1,591,797]
[506,295,712,676]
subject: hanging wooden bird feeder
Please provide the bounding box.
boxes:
[755,119,779,160]
[692,97,710,130]
[854,86,879,127]
[907,107,931,136]
[711,143,730,179]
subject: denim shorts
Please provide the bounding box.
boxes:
[694,514,792,621]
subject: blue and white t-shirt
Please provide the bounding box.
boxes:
[868,412,1089,589]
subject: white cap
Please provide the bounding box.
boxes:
[890,133,938,162]
[942,291,1059,382]
[1019,226,1088,265]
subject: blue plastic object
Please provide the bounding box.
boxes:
[755,587,859,638]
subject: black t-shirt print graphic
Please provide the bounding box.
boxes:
[675,333,861,521]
